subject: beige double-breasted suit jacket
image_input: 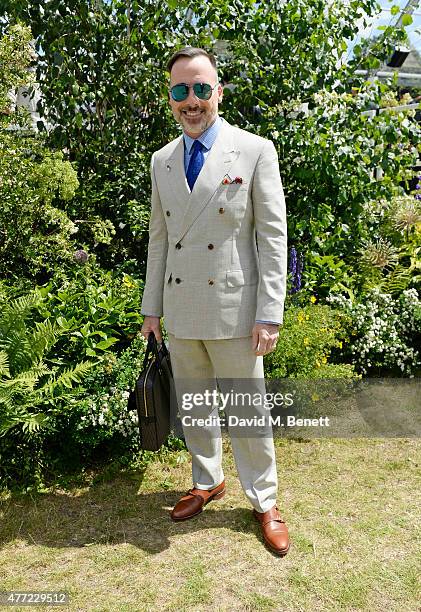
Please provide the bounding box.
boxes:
[140,118,287,339]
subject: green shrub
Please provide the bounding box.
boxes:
[34,264,144,362]
[0,290,95,438]
[264,302,356,379]
[69,336,146,450]
[277,89,420,299]
[354,193,421,296]
[0,24,80,283]
[3,2,414,279]
[0,270,145,491]
[328,288,421,376]
[0,289,95,491]
[0,334,147,492]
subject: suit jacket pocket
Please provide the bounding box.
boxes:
[216,183,248,202]
[226,268,259,287]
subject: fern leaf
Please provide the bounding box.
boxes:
[0,351,10,377]
[0,329,34,374]
[28,319,59,361]
[40,361,94,396]
[380,265,412,295]
[22,412,49,434]
[0,364,50,397]
[2,291,42,318]
[0,292,59,374]
[0,293,38,353]
[0,410,49,437]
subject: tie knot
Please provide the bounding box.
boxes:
[191,139,203,154]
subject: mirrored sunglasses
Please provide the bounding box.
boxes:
[169,82,218,102]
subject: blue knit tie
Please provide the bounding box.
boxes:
[186,139,204,191]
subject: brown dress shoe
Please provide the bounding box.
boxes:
[170,480,226,521]
[254,505,290,556]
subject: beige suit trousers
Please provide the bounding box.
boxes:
[168,333,278,513]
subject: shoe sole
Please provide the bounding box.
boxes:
[170,489,226,521]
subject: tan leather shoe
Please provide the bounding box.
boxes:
[170,480,226,521]
[254,505,290,556]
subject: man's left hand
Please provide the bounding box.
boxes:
[252,323,280,356]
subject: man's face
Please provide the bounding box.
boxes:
[168,55,223,138]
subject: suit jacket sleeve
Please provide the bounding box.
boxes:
[252,140,288,324]
[140,153,168,317]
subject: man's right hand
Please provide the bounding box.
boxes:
[140,316,162,344]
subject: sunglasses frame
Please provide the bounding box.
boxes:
[169,82,219,102]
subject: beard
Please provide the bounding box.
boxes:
[175,106,217,136]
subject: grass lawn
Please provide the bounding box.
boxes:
[0,438,420,611]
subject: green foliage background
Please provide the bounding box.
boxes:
[0,1,420,491]
[2,0,418,280]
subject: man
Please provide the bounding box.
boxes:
[140,47,289,555]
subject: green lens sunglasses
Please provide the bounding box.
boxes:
[169,82,218,102]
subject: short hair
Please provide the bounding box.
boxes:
[166,46,217,75]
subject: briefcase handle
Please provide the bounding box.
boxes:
[143,331,169,369]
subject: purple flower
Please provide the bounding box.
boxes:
[415,194,421,200]
[289,247,297,276]
[295,253,303,292]
[73,249,89,264]
[289,247,303,293]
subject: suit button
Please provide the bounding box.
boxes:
[175,242,181,249]
[166,210,170,216]
[218,207,225,214]
[208,243,214,250]
[175,278,181,284]
[208,279,214,286]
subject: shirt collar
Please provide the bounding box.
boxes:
[183,115,223,154]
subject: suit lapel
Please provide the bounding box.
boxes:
[176,120,240,242]
[164,136,190,209]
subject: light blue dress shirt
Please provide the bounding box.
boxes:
[183,115,223,174]
[144,115,280,327]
